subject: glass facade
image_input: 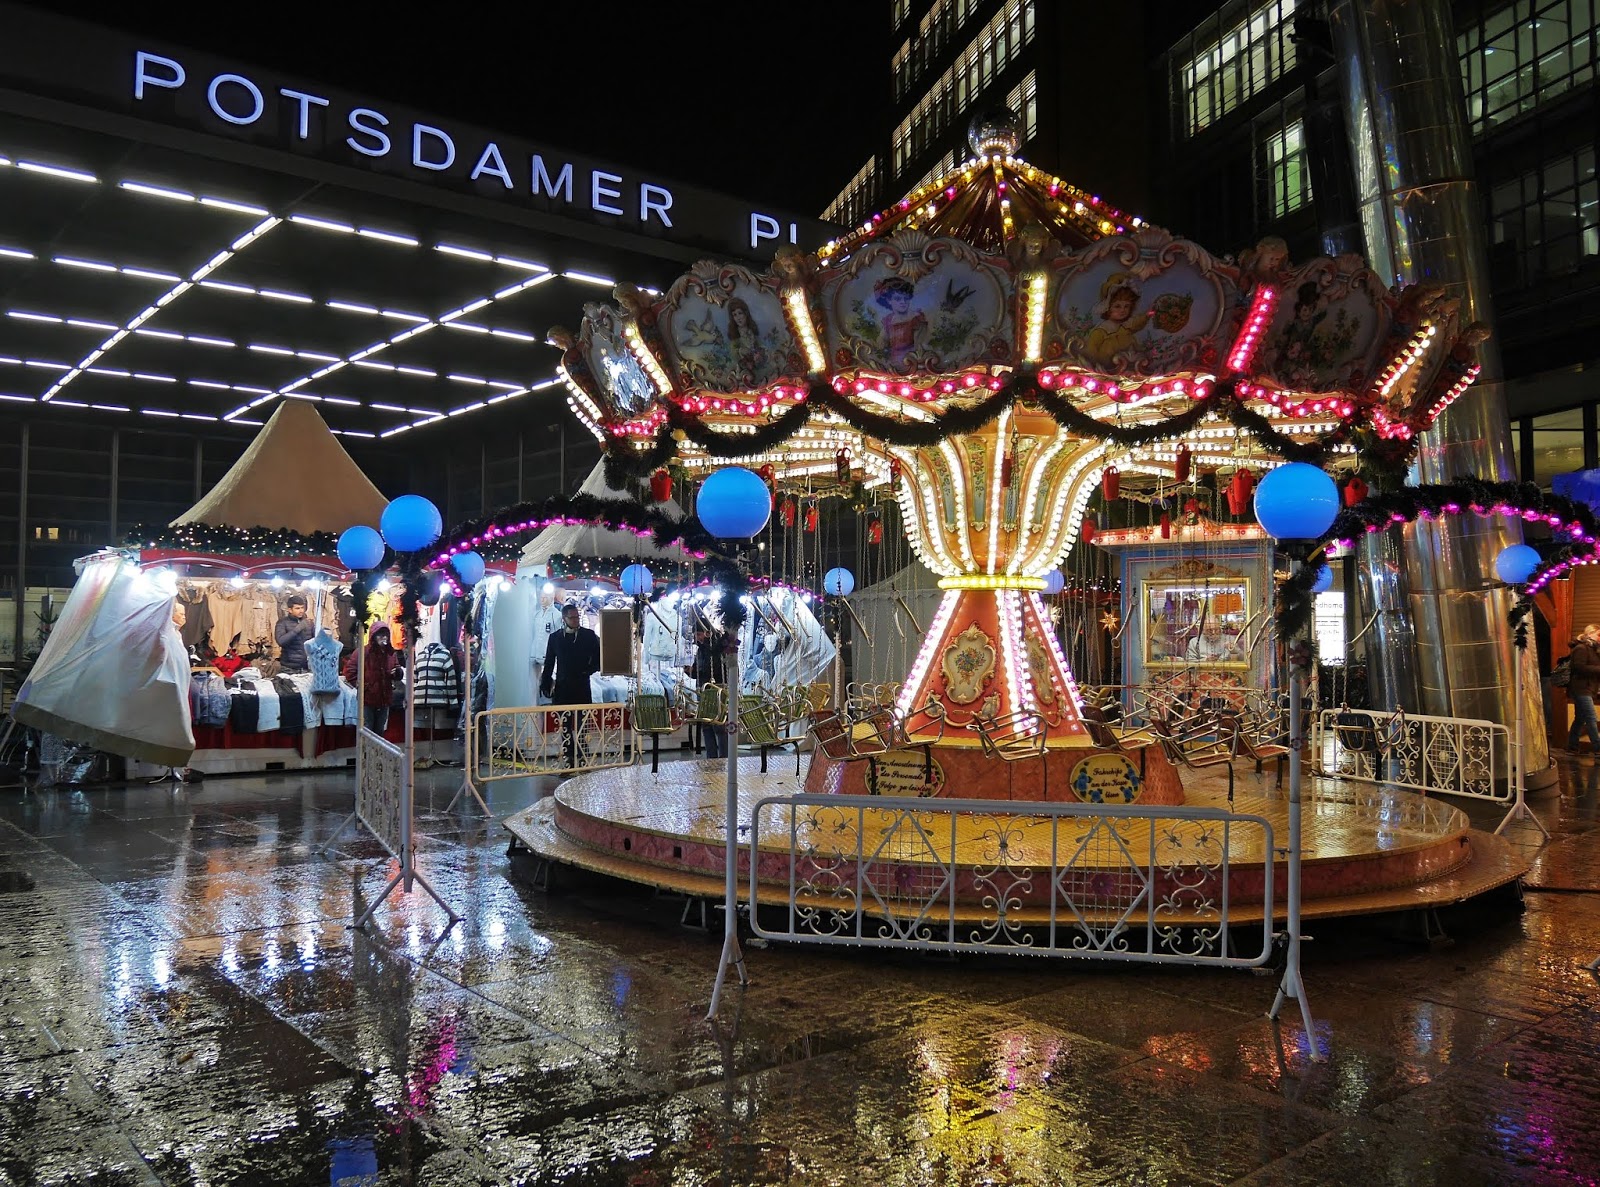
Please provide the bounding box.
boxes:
[1459,0,1599,133]
[1262,117,1312,218]
[1173,0,1299,137]
[824,157,880,229]
[1489,144,1600,287]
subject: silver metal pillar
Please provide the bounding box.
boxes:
[1330,0,1544,773]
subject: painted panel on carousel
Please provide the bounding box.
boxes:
[1052,232,1236,376]
[1255,261,1392,393]
[823,231,1012,374]
[658,264,803,393]
[580,303,656,417]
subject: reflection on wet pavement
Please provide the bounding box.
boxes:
[0,761,1595,1185]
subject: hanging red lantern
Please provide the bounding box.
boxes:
[1183,497,1200,515]
[1159,512,1172,539]
[835,448,850,484]
[1174,444,1192,484]
[649,469,672,502]
[867,513,884,546]
[1102,466,1120,501]
[1081,518,1097,545]
[757,463,775,484]
[889,457,902,488]
[778,494,797,528]
[803,499,819,533]
[1343,475,1369,507]
[1226,468,1256,516]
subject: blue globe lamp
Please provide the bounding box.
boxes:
[450,551,486,587]
[1253,463,1340,540]
[1310,564,1334,594]
[380,494,443,553]
[823,567,855,597]
[696,467,772,539]
[336,525,385,572]
[1042,569,1066,596]
[620,563,654,597]
[1495,543,1541,586]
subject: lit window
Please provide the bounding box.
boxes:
[1263,119,1312,218]
[1458,0,1600,134]
[824,157,881,227]
[1174,0,1299,137]
[893,0,1037,176]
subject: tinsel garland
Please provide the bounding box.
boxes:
[602,373,1392,490]
[126,522,341,556]
[431,492,720,564]
[1274,478,1600,641]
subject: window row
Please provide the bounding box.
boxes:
[1488,143,1599,289]
[1516,405,1597,486]
[891,0,1036,177]
[893,0,987,102]
[823,157,880,229]
[1458,0,1599,134]
[1172,0,1299,138]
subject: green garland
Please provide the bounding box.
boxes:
[603,373,1392,490]
[126,522,341,556]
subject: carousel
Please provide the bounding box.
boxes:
[490,115,1533,922]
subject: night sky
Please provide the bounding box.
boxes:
[38,1,891,217]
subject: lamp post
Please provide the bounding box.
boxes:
[698,467,773,1020]
[1493,544,1550,841]
[1254,463,1340,1054]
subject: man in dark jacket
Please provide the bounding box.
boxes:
[540,604,600,766]
[1564,623,1600,756]
[274,595,315,673]
[691,623,729,759]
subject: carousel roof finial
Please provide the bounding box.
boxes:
[968,107,1023,158]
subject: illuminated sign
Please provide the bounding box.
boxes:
[0,8,830,259]
[1314,592,1346,663]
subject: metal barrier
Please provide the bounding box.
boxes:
[1310,708,1510,804]
[748,794,1276,966]
[472,703,633,782]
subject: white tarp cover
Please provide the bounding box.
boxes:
[518,460,686,573]
[12,557,194,766]
[852,562,944,686]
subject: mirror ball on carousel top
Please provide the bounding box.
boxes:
[551,110,1489,805]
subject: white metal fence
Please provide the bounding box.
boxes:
[748,794,1277,966]
[1310,708,1510,804]
[472,703,633,782]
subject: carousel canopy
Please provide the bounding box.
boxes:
[518,459,686,573]
[172,399,388,536]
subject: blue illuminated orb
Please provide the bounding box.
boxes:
[620,563,654,597]
[1494,544,1541,586]
[1042,569,1066,595]
[823,567,856,597]
[336,525,385,572]
[379,495,443,553]
[1310,564,1334,594]
[696,467,772,539]
[450,551,486,587]
[1253,464,1340,540]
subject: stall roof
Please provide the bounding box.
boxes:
[519,460,687,571]
[172,398,387,534]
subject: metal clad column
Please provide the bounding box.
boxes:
[1329,0,1542,773]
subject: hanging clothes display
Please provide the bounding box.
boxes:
[414,643,462,707]
[306,629,342,694]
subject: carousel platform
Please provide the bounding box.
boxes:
[502,758,1533,925]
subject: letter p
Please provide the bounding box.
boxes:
[134,51,185,100]
[749,213,781,250]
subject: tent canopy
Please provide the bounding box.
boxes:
[172,400,387,535]
[519,460,688,573]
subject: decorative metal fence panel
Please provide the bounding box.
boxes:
[356,725,406,858]
[749,795,1276,966]
[1310,708,1509,803]
[473,704,633,782]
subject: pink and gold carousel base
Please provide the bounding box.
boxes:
[502,759,1532,924]
[800,735,1186,804]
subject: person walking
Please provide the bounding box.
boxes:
[691,623,729,759]
[540,604,600,767]
[1564,623,1600,758]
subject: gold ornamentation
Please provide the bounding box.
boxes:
[1025,633,1056,705]
[941,622,997,704]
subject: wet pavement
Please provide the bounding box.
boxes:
[0,755,1595,1186]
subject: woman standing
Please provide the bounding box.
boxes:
[351,624,399,734]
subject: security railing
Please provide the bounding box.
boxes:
[472,703,633,782]
[748,794,1276,966]
[1310,707,1510,804]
